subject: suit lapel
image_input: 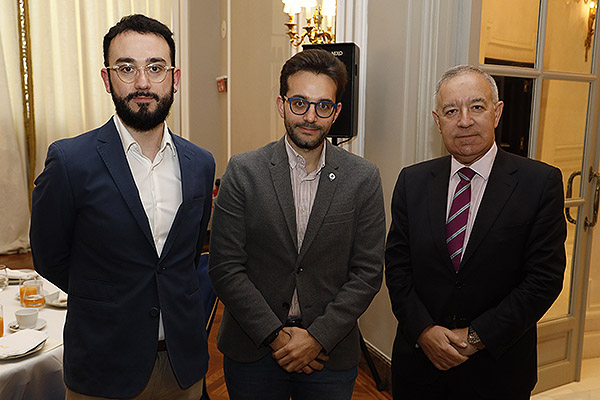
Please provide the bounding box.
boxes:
[427,157,455,273]
[96,119,155,250]
[158,133,191,260]
[461,150,518,270]
[270,138,299,249]
[298,141,339,263]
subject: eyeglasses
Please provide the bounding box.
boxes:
[106,63,175,84]
[282,96,337,119]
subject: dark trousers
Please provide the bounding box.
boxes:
[224,354,358,400]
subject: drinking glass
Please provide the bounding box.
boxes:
[0,305,3,337]
[20,278,43,307]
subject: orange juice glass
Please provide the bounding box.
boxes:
[24,294,45,308]
[20,279,42,306]
[0,305,3,336]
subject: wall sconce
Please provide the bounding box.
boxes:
[585,1,597,61]
[282,0,336,47]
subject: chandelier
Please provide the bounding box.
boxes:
[282,0,337,47]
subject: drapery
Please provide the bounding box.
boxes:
[0,0,30,253]
[0,0,174,253]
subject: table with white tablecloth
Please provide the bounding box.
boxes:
[0,276,67,400]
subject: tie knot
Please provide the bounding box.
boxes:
[458,168,475,182]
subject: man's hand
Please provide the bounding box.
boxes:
[272,327,324,373]
[451,327,481,356]
[269,329,291,352]
[417,325,469,370]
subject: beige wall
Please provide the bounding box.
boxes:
[360,0,473,359]
[187,1,223,176]
[229,1,290,156]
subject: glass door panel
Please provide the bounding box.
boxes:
[479,0,539,66]
[544,1,597,72]
[493,76,534,157]
[537,79,588,320]
[541,212,577,320]
[537,79,588,197]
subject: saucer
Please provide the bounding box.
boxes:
[8,318,47,333]
[45,291,68,308]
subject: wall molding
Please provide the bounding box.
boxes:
[358,339,393,394]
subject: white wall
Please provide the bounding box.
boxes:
[359,0,477,359]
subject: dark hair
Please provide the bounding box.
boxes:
[103,14,176,67]
[279,49,347,102]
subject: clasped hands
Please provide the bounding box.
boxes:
[270,326,329,374]
[417,325,480,371]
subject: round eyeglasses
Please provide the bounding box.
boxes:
[282,96,337,119]
[106,63,176,84]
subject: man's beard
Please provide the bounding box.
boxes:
[284,117,330,151]
[109,79,174,132]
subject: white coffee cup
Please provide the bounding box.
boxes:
[15,308,39,329]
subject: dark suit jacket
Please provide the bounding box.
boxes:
[385,149,566,396]
[209,137,385,370]
[30,119,215,398]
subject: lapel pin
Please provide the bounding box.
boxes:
[328,173,336,181]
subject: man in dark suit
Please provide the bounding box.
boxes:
[209,49,386,400]
[30,14,214,399]
[385,65,566,399]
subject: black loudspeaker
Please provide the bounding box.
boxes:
[302,42,359,140]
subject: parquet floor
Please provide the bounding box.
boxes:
[0,252,392,400]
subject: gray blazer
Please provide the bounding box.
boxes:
[209,137,385,370]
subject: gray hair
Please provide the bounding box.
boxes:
[433,65,499,111]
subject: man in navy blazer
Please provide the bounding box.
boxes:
[209,49,385,399]
[30,15,214,399]
[385,65,566,399]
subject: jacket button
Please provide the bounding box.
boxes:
[282,303,290,310]
[150,307,159,317]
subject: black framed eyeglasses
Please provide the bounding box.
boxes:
[106,63,175,84]
[282,96,337,119]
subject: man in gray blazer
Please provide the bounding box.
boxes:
[209,49,386,400]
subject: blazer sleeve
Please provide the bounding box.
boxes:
[208,156,283,347]
[385,168,437,345]
[473,166,567,358]
[30,142,76,292]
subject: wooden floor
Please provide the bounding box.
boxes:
[0,252,392,400]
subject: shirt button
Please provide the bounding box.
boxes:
[297,267,304,273]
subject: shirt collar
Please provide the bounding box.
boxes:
[450,141,497,181]
[284,135,326,174]
[113,115,175,157]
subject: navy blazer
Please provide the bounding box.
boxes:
[385,149,566,396]
[30,119,215,398]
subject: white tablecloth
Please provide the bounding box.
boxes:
[0,276,66,400]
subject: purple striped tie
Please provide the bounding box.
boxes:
[446,168,475,272]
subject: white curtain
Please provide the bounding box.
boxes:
[0,0,31,253]
[0,0,175,253]
[30,0,174,177]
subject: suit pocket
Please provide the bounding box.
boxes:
[70,277,117,304]
[323,208,355,224]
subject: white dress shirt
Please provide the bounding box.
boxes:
[446,141,498,261]
[284,136,326,319]
[114,115,182,340]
